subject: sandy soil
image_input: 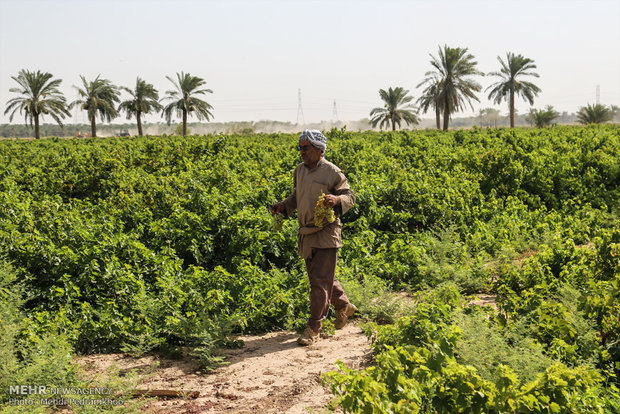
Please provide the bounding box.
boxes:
[75,323,372,414]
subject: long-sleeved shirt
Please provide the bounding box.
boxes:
[282,157,355,259]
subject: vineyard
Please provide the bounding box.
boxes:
[0,125,619,412]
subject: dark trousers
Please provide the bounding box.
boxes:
[304,248,350,332]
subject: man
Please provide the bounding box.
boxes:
[271,129,357,346]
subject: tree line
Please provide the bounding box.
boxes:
[370,45,618,131]
[4,71,212,139]
[4,45,618,139]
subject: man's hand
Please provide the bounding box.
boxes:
[323,195,341,208]
[270,203,286,215]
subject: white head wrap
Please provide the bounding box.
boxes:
[299,129,327,152]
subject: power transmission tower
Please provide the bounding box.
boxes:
[296,89,305,125]
[332,99,339,124]
[596,85,600,105]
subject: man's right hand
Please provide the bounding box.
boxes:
[270,203,285,215]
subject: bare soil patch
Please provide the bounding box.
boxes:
[467,293,499,313]
[75,323,372,413]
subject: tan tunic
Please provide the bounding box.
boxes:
[282,158,355,259]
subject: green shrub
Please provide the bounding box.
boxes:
[0,260,75,405]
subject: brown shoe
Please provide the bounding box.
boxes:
[335,303,357,329]
[297,326,320,346]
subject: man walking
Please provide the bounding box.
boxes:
[271,129,357,346]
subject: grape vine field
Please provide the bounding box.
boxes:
[1,125,619,413]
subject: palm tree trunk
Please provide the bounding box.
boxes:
[34,113,40,139]
[137,111,143,136]
[90,116,97,138]
[183,109,187,136]
[391,119,396,131]
[442,104,450,131]
[435,106,441,129]
[510,91,515,128]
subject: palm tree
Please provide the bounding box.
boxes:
[526,105,558,128]
[70,75,120,138]
[425,45,483,131]
[118,77,162,136]
[576,104,613,124]
[486,52,541,128]
[162,72,213,136]
[369,87,419,131]
[416,75,442,129]
[4,69,71,139]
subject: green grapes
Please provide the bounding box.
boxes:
[314,192,335,228]
[272,212,284,232]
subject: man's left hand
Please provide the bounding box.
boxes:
[323,194,341,207]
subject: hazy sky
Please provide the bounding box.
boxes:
[1,0,619,125]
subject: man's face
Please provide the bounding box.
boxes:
[298,140,322,167]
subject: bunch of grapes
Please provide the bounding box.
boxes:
[272,213,284,232]
[314,192,335,228]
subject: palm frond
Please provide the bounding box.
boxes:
[424,45,484,129]
[369,87,419,130]
[576,104,613,124]
[4,69,71,136]
[118,77,162,121]
[485,52,541,106]
[161,72,214,129]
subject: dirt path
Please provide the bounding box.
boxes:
[76,323,372,413]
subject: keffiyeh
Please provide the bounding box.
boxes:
[299,129,327,152]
